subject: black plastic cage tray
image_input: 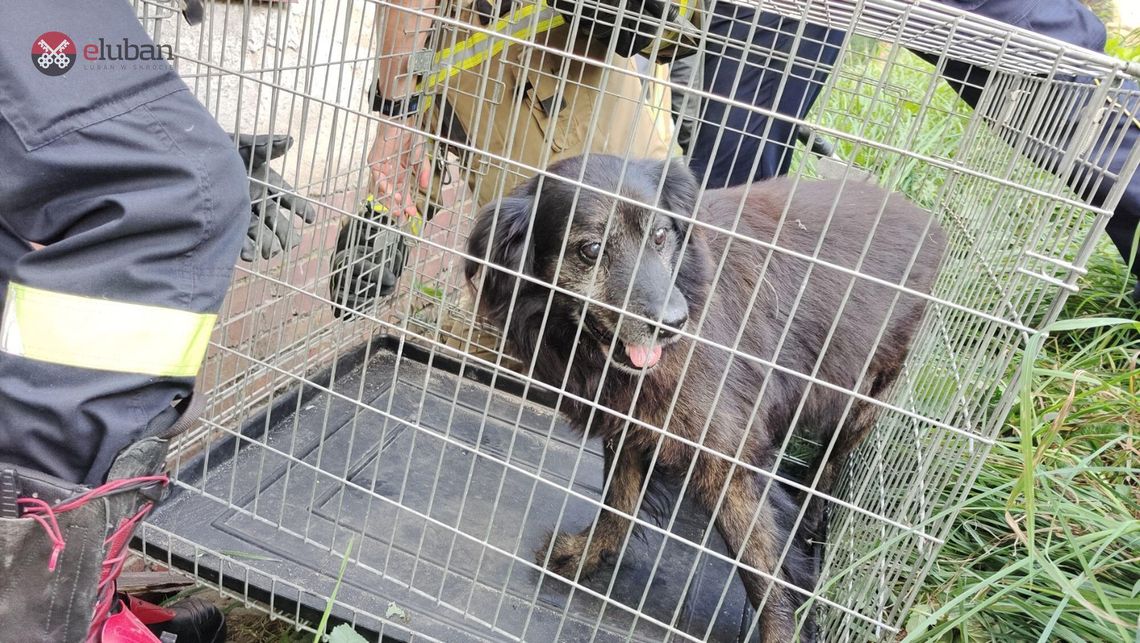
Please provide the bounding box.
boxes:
[147,340,757,642]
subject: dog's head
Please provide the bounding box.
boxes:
[465,155,705,374]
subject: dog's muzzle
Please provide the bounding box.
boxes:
[582,312,682,370]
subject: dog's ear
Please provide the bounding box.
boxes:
[465,195,536,301]
[655,157,699,217]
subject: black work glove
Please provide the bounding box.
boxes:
[328,198,409,319]
[552,0,670,58]
[234,133,317,262]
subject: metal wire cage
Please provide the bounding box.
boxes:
[133,0,1140,640]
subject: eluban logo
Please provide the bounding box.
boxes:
[82,38,174,62]
[33,32,77,76]
[31,33,174,75]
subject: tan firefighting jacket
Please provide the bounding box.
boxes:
[410,0,700,207]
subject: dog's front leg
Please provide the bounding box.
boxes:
[538,434,646,580]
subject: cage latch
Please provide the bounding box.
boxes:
[408,48,437,77]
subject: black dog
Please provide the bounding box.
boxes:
[465,155,945,640]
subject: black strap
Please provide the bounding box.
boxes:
[474,0,516,25]
[152,392,206,440]
[164,393,205,439]
[371,88,421,117]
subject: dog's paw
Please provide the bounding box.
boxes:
[536,530,611,580]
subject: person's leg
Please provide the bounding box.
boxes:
[687,1,845,189]
[0,3,248,487]
[0,3,246,640]
[0,70,242,643]
[669,53,702,155]
[925,0,1140,289]
[0,92,248,486]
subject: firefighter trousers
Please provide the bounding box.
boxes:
[688,0,1139,282]
[0,1,248,485]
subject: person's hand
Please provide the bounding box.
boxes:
[325,120,427,318]
[328,197,409,319]
[234,133,317,261]
[368,117,431,221]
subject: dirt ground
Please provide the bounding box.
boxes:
[226,607,310,643]
[121,555,312,642]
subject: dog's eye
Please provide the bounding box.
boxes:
[652,226,668,247]
[579,241,602,262]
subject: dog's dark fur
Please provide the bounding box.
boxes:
[465,155,945,640]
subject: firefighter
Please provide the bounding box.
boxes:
[0,2,310,641]
[682,0,1140,301]
[329,0,698,318]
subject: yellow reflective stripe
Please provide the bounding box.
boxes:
[0,283,216,377]
[418,2,564,94]
[535,15,564,35]
[420,0,695,95]
[365,193,424,235]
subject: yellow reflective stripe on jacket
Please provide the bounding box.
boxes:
[417,1,563,94]
[417,0,693,98]
[0,283,216,377]
[421,0,693,94]
[418,0,694,95]
[418,0,688,153]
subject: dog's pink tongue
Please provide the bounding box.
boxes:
[626,344,662,368]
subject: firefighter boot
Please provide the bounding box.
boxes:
[0,436,223,642]
[116,594,227,643]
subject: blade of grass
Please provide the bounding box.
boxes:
[1008,331,1046,554]
[313,536,355,643]
[220,549,283,563]
[902,556,1035,641]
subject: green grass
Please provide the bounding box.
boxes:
[905,257,1139,642]
[803,33,1140,642]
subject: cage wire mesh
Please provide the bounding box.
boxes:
[132,0,1140,640]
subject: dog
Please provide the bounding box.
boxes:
[464,155,945,640]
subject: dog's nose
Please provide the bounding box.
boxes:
[654,310,689,340]
[653,290,689,340]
